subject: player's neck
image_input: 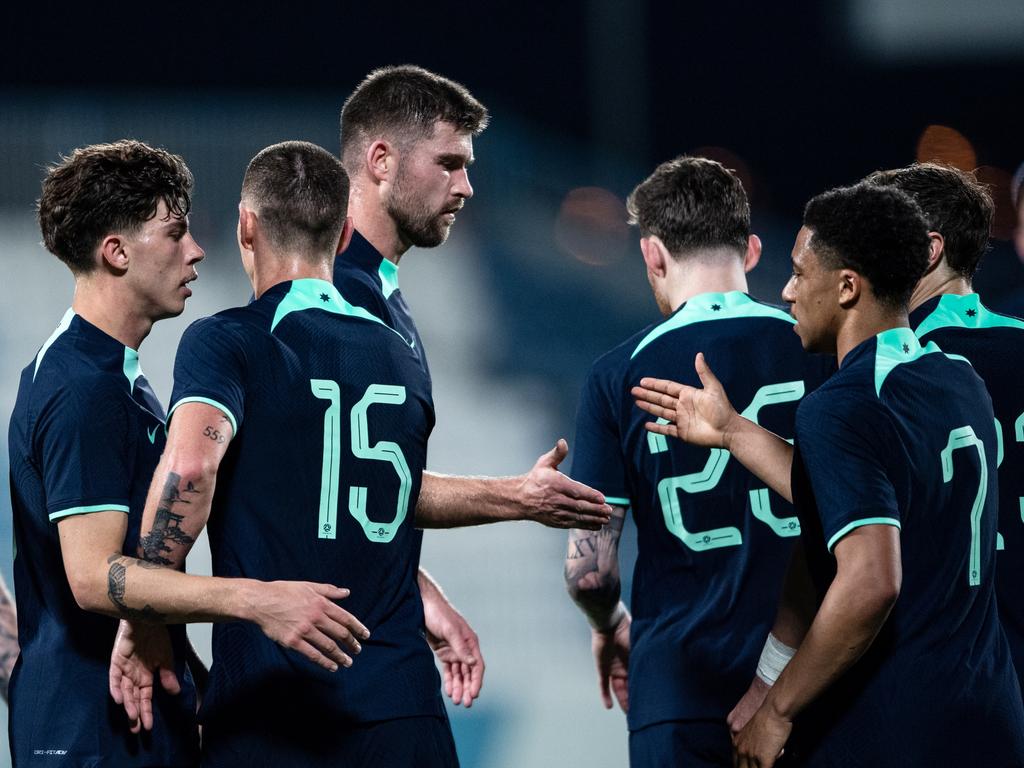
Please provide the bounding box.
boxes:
[252,253,333,299]
[71,277,153,351]
[348,184,408,266]
[835,306,910,366]
[907,269,973,313]
[664,260,749,314]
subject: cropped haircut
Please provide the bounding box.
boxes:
[241,141,349,257]
[866,163,993,279]
[626,156,750,258]
[37,140,193,274]
[803,182,931,310]
[339,65,489,171]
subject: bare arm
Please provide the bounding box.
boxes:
[565,505,630,712]
[734,526,901,767]
[632,352,795,502]
[418,569,484,707]
[415,439,612,529]
[0,577,17,702]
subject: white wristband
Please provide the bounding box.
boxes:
[755,633,796,685]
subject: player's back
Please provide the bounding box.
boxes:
[911,292,1024,694]
[792,328,1024,766]
[169,278,442,735]
[573,291,829,729]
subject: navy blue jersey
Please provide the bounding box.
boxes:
[335,230,431,381]
[790,327,1024,766]
[168,278,441,734]
[910,292,1024,696]
[7,310,198,767]
[571,291,829,730]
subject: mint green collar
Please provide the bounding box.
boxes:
[123,346,143,393]
[873,327,947,396]
[914,293,1024,339]
[631,291,793,359]
[270,278,409,345]
[378,258,400,300]
[34,307,76,381]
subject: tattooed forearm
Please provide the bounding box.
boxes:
[106,555,165,621]
[0,578,18,702]
[138,471,198,566]
[565,506,627,626]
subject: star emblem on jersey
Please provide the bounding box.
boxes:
[966,308,977,318]
[319,293,331,303]
[710,303,722,312]
[902,343,910,353]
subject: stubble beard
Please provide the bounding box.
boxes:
[386,168,452,249]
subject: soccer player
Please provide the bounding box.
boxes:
[8,140,368,766]
[121,140,472,766]
[868,163,1024,696]
[564,156,825,767]
[634,182,1024,766]
[337,65,612,703]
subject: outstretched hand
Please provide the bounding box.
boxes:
[423,588,484,708]
[631,353,738,449]
[519,439,612,530]
[109,620,181,734]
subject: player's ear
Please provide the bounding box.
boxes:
[336,216,354,256]
[98,233,128,273]
[743,234,762,274]
[238,203,257,252]
[925,232,945,273]
[367,140,392,183]
[838,268,861,308]
[640,236,669,278]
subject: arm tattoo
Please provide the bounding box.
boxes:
[0,581,18,702]
[106,556,165,621]
[138,472,198,566]
[565,506,627,624]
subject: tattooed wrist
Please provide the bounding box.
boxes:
[106,556,165,621]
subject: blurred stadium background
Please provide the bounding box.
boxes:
[2,2,1022,765]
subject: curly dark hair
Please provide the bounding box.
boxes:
[865,163,993,280]
[626,156,749,258]
[340,65,489,172]
[241,141,349,257]
[37,140,193,274]
[803,182,931,310]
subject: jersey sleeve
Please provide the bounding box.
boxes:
[37,375,134,522]
[570,362,630,507]
[794,392,901,552]
[168,317,247,436]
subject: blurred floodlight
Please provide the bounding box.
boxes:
[916,125,977,171]
[554,187,630,266]
[976,166,1016,241]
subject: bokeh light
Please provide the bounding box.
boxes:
[916,125,977,171]
[555,187,630,266]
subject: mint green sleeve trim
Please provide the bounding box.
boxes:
[168,397,239,436]
[604,496,631,507]
[827,517,901,553]
[49,503,130,522]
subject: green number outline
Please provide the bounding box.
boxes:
[940,425,988,587]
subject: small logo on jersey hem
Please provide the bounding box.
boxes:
[146,425,159,444]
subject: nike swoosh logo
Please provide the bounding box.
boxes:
[147,425,159,444]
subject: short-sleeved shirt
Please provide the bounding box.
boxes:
[7,310,198,767]
[571,291,830,730]
[169,278,441,737]
[790,327,1024,766]
[910,292,1024,695]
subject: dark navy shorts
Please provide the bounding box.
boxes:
[629,719,733,768]
[201,711,459,768]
